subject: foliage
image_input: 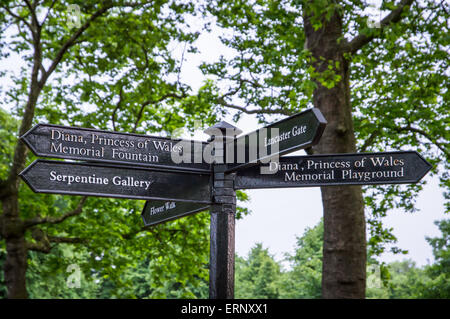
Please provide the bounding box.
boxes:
[235,243,281,299]
[0,0,219,298]
[278,219,323,298]
[236,218,449,299]
[26,247,101,298]
[419,219,450,298]
[0,108,19,180]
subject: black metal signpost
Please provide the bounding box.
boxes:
[19,107,433,300]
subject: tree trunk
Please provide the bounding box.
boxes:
[2,194,28,299]
[1,66,42,299]
[304,8,367,298]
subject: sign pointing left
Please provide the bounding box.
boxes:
[142,200,209,226]
[21,123,210,172]
[20,160,212,203]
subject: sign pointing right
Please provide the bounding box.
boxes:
[235,151,432,189]
[225,108,327,172]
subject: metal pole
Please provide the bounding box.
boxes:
[209,164,236,299]
[204,121,242,299]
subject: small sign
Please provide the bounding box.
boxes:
[141,200,209,226]
[235,151,432,189]
[21,124,210,172]
[226,108,326,171]
[20,160,212,203]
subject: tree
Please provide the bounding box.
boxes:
[279,219,323,298]
[419,219,450,298]
[201,0,449,298]
[235,243,281,298]
[0,0,217,298]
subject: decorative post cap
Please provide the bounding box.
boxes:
[204,121,243,139]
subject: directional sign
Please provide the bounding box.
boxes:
[141,200,209,226]
[226,108,326,172]
[20,160,212,203]
[21,124,210,172]
[235,151,432,189]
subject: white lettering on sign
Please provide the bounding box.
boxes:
[51,129,84,143]
[49,171,109,185]
[263,125,307,147]
[148,202,176,216]
[112,176,153,190]
[268,156,408,183]
[49,171,153,190]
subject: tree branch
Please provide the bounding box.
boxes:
[133,100,153,133]
[23,0,40,30]
[121,225,187,241]
[39,3,114,86]
[359,129,380,153]
[26,241,51,253]
[343,0,415,54]
[27,235,88,253]
[112,86,124,131]
[216,97,294,116]
[0,3,33,32]
[47,236,88,245]
[121,227,153,240]
[40,1,157,86]
[40,0,57,26]
[394,125,449,158]
[215,76,290,116]
[132,92,188,132]
[24,197,87,229]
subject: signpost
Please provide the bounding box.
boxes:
[19,109,433,300]
[21,123,210,173]
[20,160,211,203]
[235,151,432,189]
[142,200,209,227]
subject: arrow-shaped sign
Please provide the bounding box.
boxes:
[21,124,210,173]
[20,160,212,203]
[141,200,209,226]
[235,151,432,189]
[226,108,327,172]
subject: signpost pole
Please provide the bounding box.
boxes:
[205,122,242,299]
[209,164,236,299]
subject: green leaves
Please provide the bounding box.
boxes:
[0,0,218,298]
[235,243,281,299]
